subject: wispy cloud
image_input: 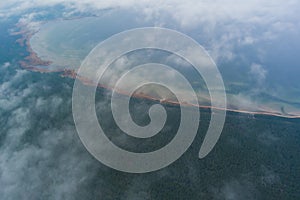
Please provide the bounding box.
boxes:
[0,63,103,200]
[3,0,299,64]
[250,63,267,84]
[211,177,258,200]
[2,62,11,68]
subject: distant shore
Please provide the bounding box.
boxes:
[15,21,300,120]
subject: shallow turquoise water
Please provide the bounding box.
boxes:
[30,14,300,116]
[1,9,300,199]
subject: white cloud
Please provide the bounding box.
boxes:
[2,62,11,68]
[0,69,31,111]
[211,177,258,200]
[0,65,105,199]
[0,124,101,200]
[230,93,260,111]
[250,63,267,84]
[2,0,299,63]
[1,0,299,27]
[17,12,45,32]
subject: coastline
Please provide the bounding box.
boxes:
[47,69,300,119]
[19,32,52,70]
[15,21,300,120]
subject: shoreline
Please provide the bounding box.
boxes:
[15,20,300,120]
[11,20,53,70]
[61,70,300,119]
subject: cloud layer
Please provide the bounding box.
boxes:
[1,1,300,199]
